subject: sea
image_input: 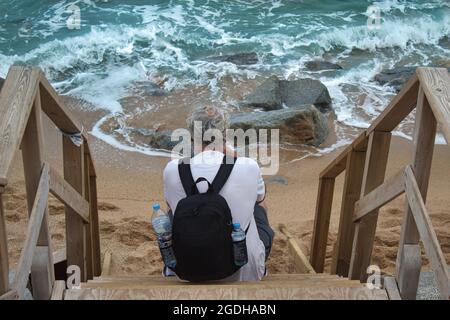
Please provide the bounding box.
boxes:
[1,0,449,159]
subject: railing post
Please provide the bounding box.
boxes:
[331,150,366,276]
[20,89,54,299]
[396,86,437,299]
[63,137,87,282]
[349,131,391,281]
[310,177,336,272]
[83,143,93,280]
[87,157,101,277]
[0,190,9,295]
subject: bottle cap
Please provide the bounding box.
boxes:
[152,203,160,210]
[232,223,241,229]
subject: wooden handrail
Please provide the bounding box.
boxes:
[404,166,450,299]
[353,168,405,222]
[0,66,40,185]
[0,65,101,299]
[417,68,450,144]
[49,166,90,223]
[310,67,450,300]
[12,163,49,299]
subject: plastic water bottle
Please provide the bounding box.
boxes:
[231,223,248,267]
[151,203,177,269]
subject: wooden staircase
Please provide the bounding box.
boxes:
[62,274,388,300]
[1,66,450,300]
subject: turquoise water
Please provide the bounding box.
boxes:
[1,0,449,154]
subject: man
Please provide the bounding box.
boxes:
[163,106,274,281]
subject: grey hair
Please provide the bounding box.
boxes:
[187,106,230,142]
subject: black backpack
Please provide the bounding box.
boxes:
[172,155,244,282]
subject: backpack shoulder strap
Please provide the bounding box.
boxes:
[211,155,236,194]
[178,157,195,197]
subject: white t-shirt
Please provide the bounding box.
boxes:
[163,150,266,281]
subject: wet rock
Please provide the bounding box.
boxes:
[0,77,4,91]
[133,104,329,149]
[129,128,180,151]
[373,67,417,92]
[242,76,332,112]
[279,78,332,112]
[205,52,259,65]
[241,76,282,111]
[305,60,342,71]
[141,82,168,96]
[230,104,329,146]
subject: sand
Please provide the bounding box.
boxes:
[3,103,450,278]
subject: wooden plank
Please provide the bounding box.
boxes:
[63,136,87,282]
[83,148,93,280]
[383,276,402,300]
[310,177,335,272]
[92,274,344,282]
[396,244,422,300]
[0,66,40,184]
[65,286,388,300]
[53,248,66,264]
[0,193,9,295]
[0,290,19,300]
[319,145,350,178]
[84,136,97,177]
[101,250,112,277]
[319,132,368,179]
[12,163,49,299]
[353,168,406,222]
[404,166,450,299]
[331,150,366,276]
[396,87,437,299]
[367,73,419,134]
[416,67,450,144]
[21,94,54,299]
[38,71,81,133]
[84,279,364,289]
[50,280,66,300]
[49,165,89,223]
[90,173,101,277]
[349,131,391,282]
[279,224,316,274]
[352,132,369,152]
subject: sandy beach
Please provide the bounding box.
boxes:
[3,98,450,277]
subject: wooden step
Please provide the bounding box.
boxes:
[65,286,388,300]
[82,279,364,290]
[89,273,345,284]
[65,273,389,300]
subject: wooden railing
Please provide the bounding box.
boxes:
[0,66,101,300]
[310,67,450,300]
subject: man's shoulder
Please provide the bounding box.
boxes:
[163,158,180,178]
[233,157,260,174]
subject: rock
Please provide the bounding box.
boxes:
[132,104,329,149]
[205,52,259,65]
[0,77,4,91]
[129,128,180,151]
[279,79,332,112]
[241,76,282,111]
[305,60,342,71]
[373,67,416,92]
[242,76,332,112]
[374,66,450,92]
[230,104,329,146]
[142,82,168,96]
